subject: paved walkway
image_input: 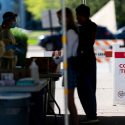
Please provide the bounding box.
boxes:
[27,46,125,116]
[27,45,125,117]
[55,63,125,116]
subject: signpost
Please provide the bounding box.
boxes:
[113,44,125,104]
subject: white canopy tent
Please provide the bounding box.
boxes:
[91,0,117,33]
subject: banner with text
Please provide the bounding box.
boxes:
[113,44,125,104]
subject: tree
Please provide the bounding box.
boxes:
[24,0,125,27]
[24,0,110,20]
[115,0,125,28]
[66,0,110,16]
[66,0,125,28]
[24,0,61,20]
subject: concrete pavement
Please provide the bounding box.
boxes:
[27,45,125,117]
[55,63,125,116]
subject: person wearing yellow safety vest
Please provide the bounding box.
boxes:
[0,11,17,69]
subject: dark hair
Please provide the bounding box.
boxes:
[2,11,17,28]
[75,4,90,18]
[57,8,78,33]
[3,11,17,21]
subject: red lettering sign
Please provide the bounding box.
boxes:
[119,64,125,68]
[115,52,125,58]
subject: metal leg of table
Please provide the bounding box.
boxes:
[48,78,61,115]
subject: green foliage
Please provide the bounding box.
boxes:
[24,0,61,20]
[24,0,109,19]
[115,0,125,27]
[28,39,37,45]
[26,30,50,45]
[24,0,125,27]
[87,0,110,16]
[66,0,110,16]
[24,0,110,23]
[11,28,28,44]
[11,28,28,66]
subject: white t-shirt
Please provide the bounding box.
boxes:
[54,29,79,64]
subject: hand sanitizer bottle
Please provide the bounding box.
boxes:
[29,58,39,83]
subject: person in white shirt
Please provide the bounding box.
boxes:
[53,8,79,125]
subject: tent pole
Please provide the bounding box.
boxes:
[61,0,69,125]
[82,0,87,4]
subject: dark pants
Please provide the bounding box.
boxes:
[77,56,97,119]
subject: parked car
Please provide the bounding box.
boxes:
[96,25,115,40]
[114,26,125,39]
[38,33,62,51]
[39,25,115,51]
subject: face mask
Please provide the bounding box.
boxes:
[11,22,16,28]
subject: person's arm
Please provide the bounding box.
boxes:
[52,50,63,64]
[67,29,78,57]
[53,29,78,64]
[1,30,11,45]
[67,30,75,57]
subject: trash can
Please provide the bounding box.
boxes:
[0,92,31,125]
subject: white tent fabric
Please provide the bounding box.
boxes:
[91,0,117,33]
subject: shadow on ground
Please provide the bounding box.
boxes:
[46,115,125,125]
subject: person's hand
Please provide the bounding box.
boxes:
[53,58,61,64]
[52,50,61,58]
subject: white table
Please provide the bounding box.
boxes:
[0,79,48,92]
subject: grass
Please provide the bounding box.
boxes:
[28,39,38,45]
[27,30,50,45]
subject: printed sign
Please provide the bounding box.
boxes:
[113,44,125,104]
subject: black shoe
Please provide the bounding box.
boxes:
[80,117,99,124]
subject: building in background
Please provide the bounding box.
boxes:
[0,0,26,28]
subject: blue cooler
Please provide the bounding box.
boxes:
[0,93,31,125]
